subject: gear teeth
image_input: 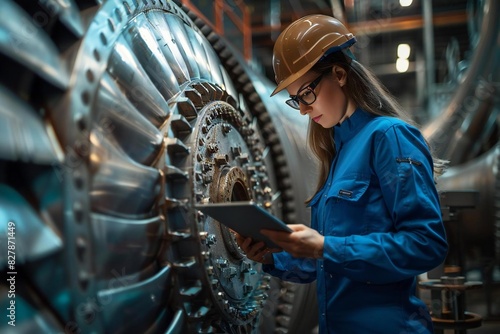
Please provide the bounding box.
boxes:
[164,165,189,181]
[171,114,193,137]
[165,137,191,156]
[180,281,203,297]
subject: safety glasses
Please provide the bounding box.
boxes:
[285,72,326,110]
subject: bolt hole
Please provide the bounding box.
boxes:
[81,91,90,106]
[86,69,94,83]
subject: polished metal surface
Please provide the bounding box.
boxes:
[422,0,499,274]
[0,1,70,89]
[420,0,500,322]
[0,86,63,164]
[0,0,307,333]
[422,0,499,165]
[437,146,500,265]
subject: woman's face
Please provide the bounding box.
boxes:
[285,66,355,128]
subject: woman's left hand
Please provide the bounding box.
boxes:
[261,224,324,259]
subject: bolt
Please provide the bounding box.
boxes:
[250,177,259,186]
[202,163,212,172]
[228,306,237,316]
[207,143,218,153]
[239,153,249,164]
[201,251,210,260]
[206,266,214,275]
[203,175,213,184]
[215,258,228,268]
[214,154,228,166]
[231,146,242,157]
[243,284,253,295]
[222,266,237,279]
[206,234,217,246]
[241,261,252,273]
[253,292,267,302]
[222,123,232,134]
[241,127,252,136]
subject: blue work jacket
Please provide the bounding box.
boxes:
[263,108,448,333]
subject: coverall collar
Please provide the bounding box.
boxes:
[333,107,374,149]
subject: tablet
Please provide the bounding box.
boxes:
[195,201,292,248]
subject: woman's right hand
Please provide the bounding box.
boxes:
[233,233,278,264]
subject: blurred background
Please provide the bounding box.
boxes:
[188,0,476,124]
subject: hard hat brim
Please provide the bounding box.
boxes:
[270,38,357,97]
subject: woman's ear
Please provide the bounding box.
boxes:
[332,66,348,87]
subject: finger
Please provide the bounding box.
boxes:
[246,241,266,259]
[250,241,266,253]
[287,224,306,231]
[267,247,282,253]
[241,237,253,250]
[252,248,269,262]
[234,232,250,246]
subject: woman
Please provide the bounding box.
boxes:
[236,14,448,333]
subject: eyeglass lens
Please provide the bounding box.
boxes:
[285,73,324,110]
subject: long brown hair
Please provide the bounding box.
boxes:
[305,51,418,203]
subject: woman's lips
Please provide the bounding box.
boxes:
[312,115,322,123]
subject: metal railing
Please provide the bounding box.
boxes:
[180,0,252,61]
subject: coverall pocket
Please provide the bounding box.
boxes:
[327,176,370,206]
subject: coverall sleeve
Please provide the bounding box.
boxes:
[323,123,448,284]
[263,251,317,284]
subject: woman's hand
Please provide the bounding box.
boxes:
[233,233,281,264]
[261,224,324,259]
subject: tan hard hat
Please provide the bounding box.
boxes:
[271,15,356,96]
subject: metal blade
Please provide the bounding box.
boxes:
[0,1,69,89]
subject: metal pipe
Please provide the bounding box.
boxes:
[422,0,500,161]
[422,0,436,117]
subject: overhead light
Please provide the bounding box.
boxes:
[396,58,409,73]
[396,44,410,73]
[397,44,411,59]
[399,0,413,7]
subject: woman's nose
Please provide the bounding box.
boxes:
[299,105,308,115]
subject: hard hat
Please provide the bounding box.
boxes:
[271,15,356,96]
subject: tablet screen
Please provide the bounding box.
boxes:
[195,201,292,248]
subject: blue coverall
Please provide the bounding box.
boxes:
[264,108,448,333]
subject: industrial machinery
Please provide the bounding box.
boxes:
[422,0,500,325]
[0,0,498,333]
[0,1,317,333]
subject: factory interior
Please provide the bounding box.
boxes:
[0,0,498,333]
